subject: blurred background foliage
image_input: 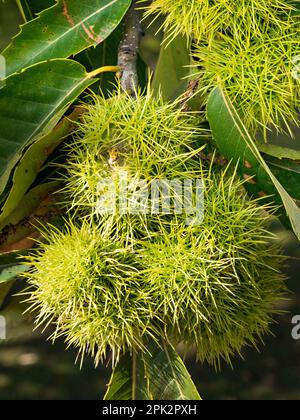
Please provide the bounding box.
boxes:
[0,0,300,401]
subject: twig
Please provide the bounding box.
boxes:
[117,1,140,96]
[0,211,60,252]
[0,190,62,252]
[198,150,227,167]
[132,351,137,400]
[180,77,201,112]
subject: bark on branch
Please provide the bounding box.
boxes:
[118,1,140,96]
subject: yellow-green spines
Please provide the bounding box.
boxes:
[24,223,159,366]
[24,93,286,367]
[67,90,203,181]
[141,172,286,367]
[144,0,294,42]
[145,0,300,135]
[194,25,300,136]
[65,90,205,243]
[24,174,285,367]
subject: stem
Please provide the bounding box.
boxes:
[0,209,61,252]
[15,0,28,22]
[180,77,201,112]
[117,1,140,96]
[88,66,120,79]
[132,351,137,400]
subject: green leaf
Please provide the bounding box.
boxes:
[104,352,151,400]
[0,281,14,310]
[0,251,29,309]
[152,33,191,101]
[0,108,81,226]
[0,59,96,198]
[4,0,131,76]
[0,264,29,284]
[257,142,300,161]
[260,154,300,201]
[0,181,60,251]
[104,340,201,400]
[207,87,300,241]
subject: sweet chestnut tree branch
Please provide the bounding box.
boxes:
[117,1,140,96]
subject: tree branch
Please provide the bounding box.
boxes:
[117,1,140,96]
